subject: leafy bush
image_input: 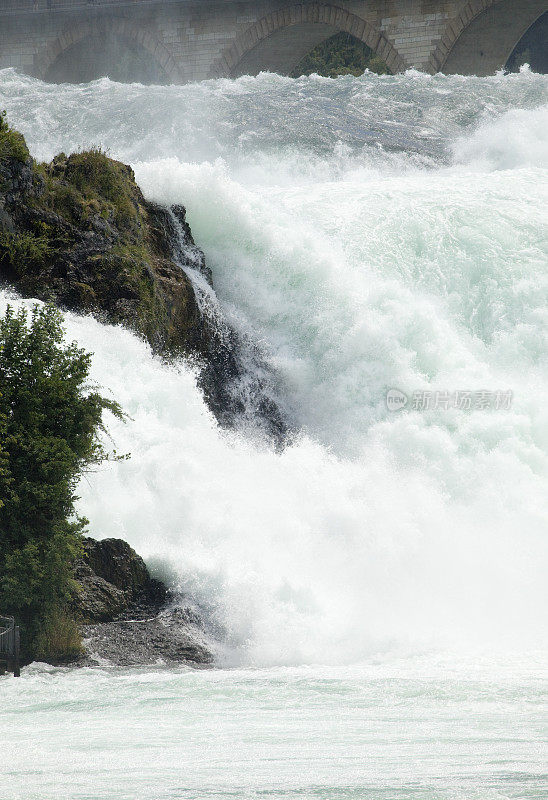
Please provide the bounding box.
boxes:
[0,110,29,164]
[34,606,82,661]
[292,32,390,78]
[0,231,51,276]
[0,303,122,660]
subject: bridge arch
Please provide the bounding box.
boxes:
[429,0,548,76]
[210,3,405,79]
[34,19,184,84]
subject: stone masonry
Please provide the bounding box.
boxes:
[0,0,545,83]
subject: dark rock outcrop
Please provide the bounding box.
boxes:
[0,119,288,441]
[79,606,214,667]
[0,145,208,356]
[71,537,213,666]
[72,537,166,623]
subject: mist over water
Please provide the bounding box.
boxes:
[0,68,547,668]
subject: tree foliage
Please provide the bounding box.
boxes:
[0,303,122,659]
[292,32,390,78]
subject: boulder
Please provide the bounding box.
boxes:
[70,537,214,667]
[79,606,214,667]
[72,537,166,623]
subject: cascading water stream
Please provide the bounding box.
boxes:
[152,203,291,442]
[0,67,546,668]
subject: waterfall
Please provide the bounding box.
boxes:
[0,67,547,666]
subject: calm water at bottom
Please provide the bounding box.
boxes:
[1,653,546,800]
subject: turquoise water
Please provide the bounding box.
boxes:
[0,67,547,798]
[3,656,547,800]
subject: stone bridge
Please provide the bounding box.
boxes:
[0,1,546,84]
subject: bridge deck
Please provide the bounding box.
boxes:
[0,0,201,15]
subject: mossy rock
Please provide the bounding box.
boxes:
[0,116,210,358]
[0,115,288,440]
[0,110,29,165]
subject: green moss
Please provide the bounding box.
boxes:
[0,111,29,164]
[32,149,141,235]
[1,120,200,359]
[32,159,48,178]
[109,241,168,333]
[46,181,88,225]
[0,231,51,275]
[62,148,138,230]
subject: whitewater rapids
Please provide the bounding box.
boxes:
[0,66,547,800]
[0,66,547,666]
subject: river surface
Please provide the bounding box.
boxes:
[0,67,547,799]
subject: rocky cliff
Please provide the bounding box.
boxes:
[0,116,285,667]
[71,537,213,667]
[0,114,287,438]
[0,125,206,354]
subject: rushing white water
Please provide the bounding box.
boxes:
[1,66,547,665]
[0,67,547,799]
[2,655,546,800]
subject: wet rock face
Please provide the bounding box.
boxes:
[82,537,149,598]
[0,142,290,443]
[71,537,213,666]
[73,537,167,624]
[79,606,214,667]
[0,149,207,357]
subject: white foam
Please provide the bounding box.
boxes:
[1,68,547,666]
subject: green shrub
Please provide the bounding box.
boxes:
[292,32,390,78]
[0,110,29,164]
[0,231,51,275]
[367,55,391,75]
[0,303,123,661]
[34,606,83,662]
